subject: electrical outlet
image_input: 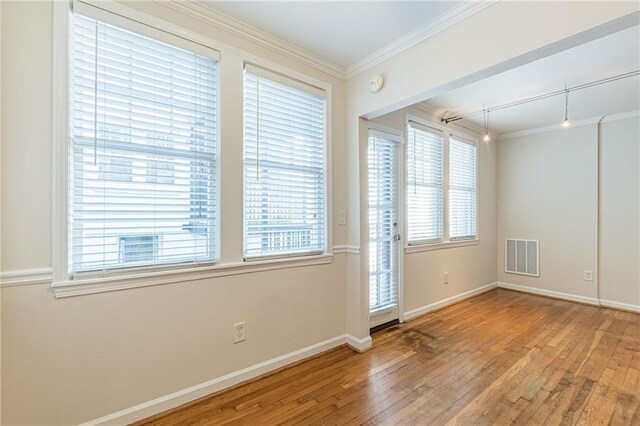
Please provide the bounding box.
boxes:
[584,271,594,282]
[444,272,449,285]
[233,322,246,343]
[338,210,347,225]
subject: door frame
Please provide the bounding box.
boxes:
[367,122,405,327]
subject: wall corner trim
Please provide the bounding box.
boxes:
[403,281,499,321]
[79,334,348,425]
[345,335,373,353]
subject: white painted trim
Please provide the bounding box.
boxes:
[147,0,497,81]
[3,248,349,292]
[0,268,54,287]
[80,334,348,425]
[497,282,600,306]
[52,254,335,298]
[151,0,345,79]
[52,0,70,284]
[599,299,640,313]
[345,335,373,353]
[343,0,499,79]
[332,245,361,255]
[499,109,640,140]
[499,282,640,313]
[404,281,498,321]
[405,238,479,254]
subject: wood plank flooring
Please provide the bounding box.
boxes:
[135,289,640,425]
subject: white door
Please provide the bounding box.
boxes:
[368,128,403,329]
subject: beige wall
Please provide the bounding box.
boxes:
[344,1,639,340]
[599,117,640,306]
[497,125,598,299]
[371,107,497,315]
[1,0,638,424]
[497,117,640,309]
[1,1,347,424]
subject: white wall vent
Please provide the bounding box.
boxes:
[505,239,539,277]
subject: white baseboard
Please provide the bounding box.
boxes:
[497,282,640,313]
[403,281,499,321]
[497,281,600,306]
[81,334,348,425]
[598,298,640,313]
[345,334,373,352]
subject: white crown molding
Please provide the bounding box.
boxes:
[151,0,497,81]
[0,268,53,287]
[498,109,640,140]
[152,0,345,79]
[343,0,499,79]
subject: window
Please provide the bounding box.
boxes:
[406,118,477,247]
[119,235,159,264]
[406,122,444,243]
[243,64,327,259]
[70,9,219,274]
[449,138,477,239]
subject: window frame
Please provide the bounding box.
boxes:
[67,1,221,277]
[52,0,225,288]
[404,114,479,253]
[241,62,331,261]
[51,1,334,298]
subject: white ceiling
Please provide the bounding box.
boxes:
[419,25,640,136]
[203,1,462,68]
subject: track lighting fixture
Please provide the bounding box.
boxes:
[562,83,570,127]
[483,107,490,141]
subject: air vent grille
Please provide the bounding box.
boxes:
[505,239,539,277]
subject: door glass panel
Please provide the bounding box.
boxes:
[368,134,399,314]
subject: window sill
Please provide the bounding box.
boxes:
[405,238,479,254]
[51,253,334,298]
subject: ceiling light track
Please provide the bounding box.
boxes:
[441,70,640,124]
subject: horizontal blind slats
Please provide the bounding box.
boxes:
[407,125,444,243]
[243,70,326,259]
[368,136,398,313]
[71,13,218,274]
[449,139,477,239]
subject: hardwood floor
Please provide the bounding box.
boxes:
[135,289,640,425]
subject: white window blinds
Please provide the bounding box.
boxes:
[243,65,326,259]
[406,122,444,244]
[368,134,399,313]
[449,138,477,239]
[70,11,219,274]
